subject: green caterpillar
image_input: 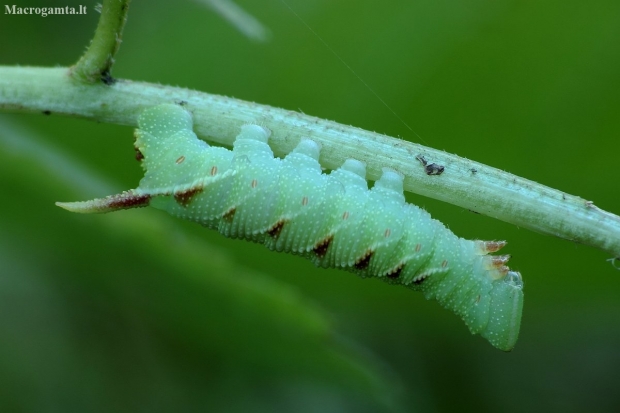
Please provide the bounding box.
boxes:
[57,104,524,351]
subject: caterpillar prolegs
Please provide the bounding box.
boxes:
[58,104,524,351]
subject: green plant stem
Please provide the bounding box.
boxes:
[1,65,619,258]
[71,0,131,83]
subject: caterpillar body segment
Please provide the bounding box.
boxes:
[57,104,524,351]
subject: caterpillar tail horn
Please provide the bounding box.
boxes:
[56,191,151,213]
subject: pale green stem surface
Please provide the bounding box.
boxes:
[1,65,619,258]
[71,0,131,83]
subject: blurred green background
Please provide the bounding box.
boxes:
[1,0,620,411]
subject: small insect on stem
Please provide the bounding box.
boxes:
[416,154,445,176]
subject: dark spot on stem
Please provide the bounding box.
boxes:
[416,154,444,176]
[101,70,116,85]
[425,164,444,175]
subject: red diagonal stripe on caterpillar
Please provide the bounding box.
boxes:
[57,103,524,351]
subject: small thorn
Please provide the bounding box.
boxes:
[498,265,509,274]
[490,254,511,268]
[476,240,507,255]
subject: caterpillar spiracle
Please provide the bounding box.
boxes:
[57,104,524,351]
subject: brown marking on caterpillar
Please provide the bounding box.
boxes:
[342,211,350,220]
[133,130,144,161]
[267,219,287,239]
[222,207,236,223]
[386,264,403,279]
[354,250,375,270]
[384,228,391,238]
[210,165,218,176]
[135,148,144,162]
[313,235,334,258]
[416,154,445,176]
[487,265,510,280]
[106,192,151,210]
[441,260,448,268]
[251,179,258,189]
[174,186,203,207]
[480,240,506,254]
[476,294,481,303]
[413,274,428,285]
[415,243,422,252]
[301,196,309,206]
[175,155,186,164]
[490,255,511,268]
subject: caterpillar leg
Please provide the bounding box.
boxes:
[482,271,523,351]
